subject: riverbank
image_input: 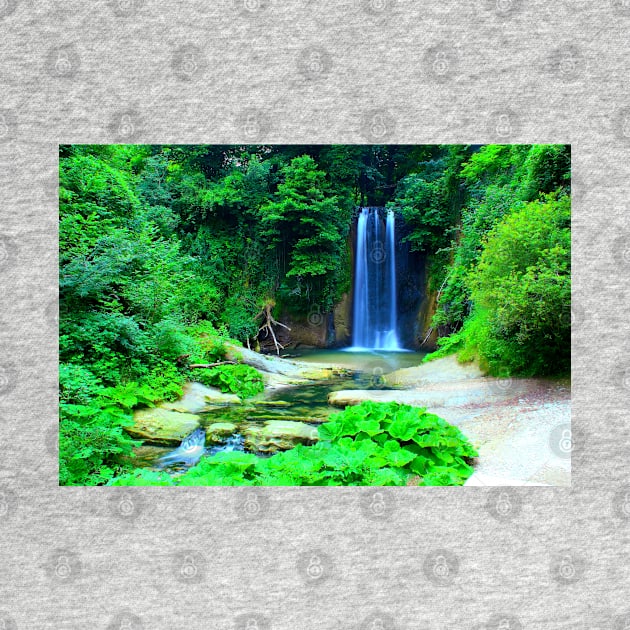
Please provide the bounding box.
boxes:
[328,355,571,486]
[125,350,570,485]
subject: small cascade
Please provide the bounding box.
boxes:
[348,207,403,351]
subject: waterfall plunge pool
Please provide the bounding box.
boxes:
[133,348,426,474]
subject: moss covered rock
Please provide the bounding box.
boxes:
[243,420,319,453]
[204,422,238,444]
[127,408,201,445]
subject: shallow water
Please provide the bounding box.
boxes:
[136,349,426,472]
[287,348,426,373]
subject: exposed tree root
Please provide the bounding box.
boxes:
[255,301,291,355]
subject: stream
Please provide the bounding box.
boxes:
[133,349,426,474]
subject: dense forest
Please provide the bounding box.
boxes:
[59,144,571,485]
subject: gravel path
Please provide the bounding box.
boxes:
[330,355,571,486]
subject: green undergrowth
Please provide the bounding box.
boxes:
[190,364,264,398]
[108,401,478,486]
[59,321,264,486]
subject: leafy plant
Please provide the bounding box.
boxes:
[110,402,478,486]
[190,364,264,399]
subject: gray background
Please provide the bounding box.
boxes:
[0,0,628,628]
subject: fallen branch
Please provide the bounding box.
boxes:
[188,361,238,369]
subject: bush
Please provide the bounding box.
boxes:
[190,364,264,399]
[468,195,570,375]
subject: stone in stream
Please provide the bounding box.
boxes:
[126,408,201,445]
[160,382,242,413]
[243,420,319,453]
[204,422,238,444]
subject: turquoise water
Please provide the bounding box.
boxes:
[135,348,426,471]
[287,348,427,373]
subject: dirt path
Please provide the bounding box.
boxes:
[328,355,571,486]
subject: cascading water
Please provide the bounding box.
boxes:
[348,207,403,351]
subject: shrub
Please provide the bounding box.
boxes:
[190,364,264,399]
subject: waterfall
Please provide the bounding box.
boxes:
[348,207,402,351]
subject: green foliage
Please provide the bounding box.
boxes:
[260,155,352,311]
[190,364,264,399]
[112,401,478,486]
[59,143,569,484]
[465,195,571,375]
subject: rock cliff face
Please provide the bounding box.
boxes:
[277,217,434,351]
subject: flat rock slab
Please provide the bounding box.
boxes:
[243,420,319,453]
[160,382,241,413]
[204,422,238,444]
[127,408,201,445]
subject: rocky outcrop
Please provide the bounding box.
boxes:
[243,420,319,453]
[126,408,201,445]
[160,382,241,414]
[205,422,238,444]
[333,292,352,346]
